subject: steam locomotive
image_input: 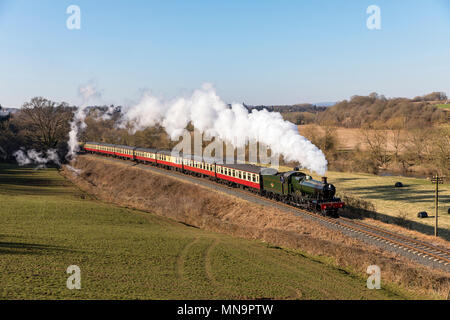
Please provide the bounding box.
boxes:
[83,142,345,217]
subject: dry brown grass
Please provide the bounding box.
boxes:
[61,155,450,299]
[298,124,406,152]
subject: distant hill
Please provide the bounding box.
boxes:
[314,102,336,107]
[316,92,449,128]
[244,103,327,113]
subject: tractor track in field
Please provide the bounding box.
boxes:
[82,155,450,273]
[202,239,237,298]
[176,237,199,281]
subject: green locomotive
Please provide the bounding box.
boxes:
[260,168,344,217]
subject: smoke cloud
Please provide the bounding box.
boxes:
[121,84,328,175]
[67,83,102,160]
[66,165,82,175]
[13,149,60,168]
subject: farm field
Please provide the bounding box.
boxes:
[331,172,449,235]
[298,124,450,152]
[436,104,450,110]
[296,124,450,239]
[0,164,412,300]
[298,124,397,151]
[285,167,450,240]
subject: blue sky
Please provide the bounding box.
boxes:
[0,0,449,107]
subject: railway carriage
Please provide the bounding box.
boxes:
[182,155,216,177]
[85,142,115,156]
[102,143,116,156]
[84,142,98,154]
[156,150,183,170]
[114,145,136,160]
[135,148,157,164]
[216,163,262,190]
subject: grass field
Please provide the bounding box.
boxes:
[273,163,450,240]
[317,171,449,238]
[0,163,415,300]
[436,104,450,110]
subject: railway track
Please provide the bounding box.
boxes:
[230,185,450,268]
[84,154,450,272]
[339,218,450,265]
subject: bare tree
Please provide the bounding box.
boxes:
[16,97,72,150]
[428,127,450,175]
[361,128,391,169]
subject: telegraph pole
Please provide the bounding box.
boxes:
[430,174,445,237]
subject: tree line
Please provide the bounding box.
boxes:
[0,97,173,163]
[315,92,448,128]
[1,94,448,177]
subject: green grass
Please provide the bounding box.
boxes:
[324,171,449,238]
[436,104,450,110]
[0,163,415,299]
[272,163,450,239]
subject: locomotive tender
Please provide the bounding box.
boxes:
[83,142,344,217]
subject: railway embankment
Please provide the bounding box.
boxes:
[62,155,450,299]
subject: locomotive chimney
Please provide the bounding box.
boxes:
[322,177,328,184]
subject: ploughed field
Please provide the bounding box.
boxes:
[0,163,409,299]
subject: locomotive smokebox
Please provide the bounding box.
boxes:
[322,177,328,184]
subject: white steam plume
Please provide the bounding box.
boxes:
[67,83,102,160]
[13,149,61,168]
[66,165,82,175]
[121,83,328,175]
